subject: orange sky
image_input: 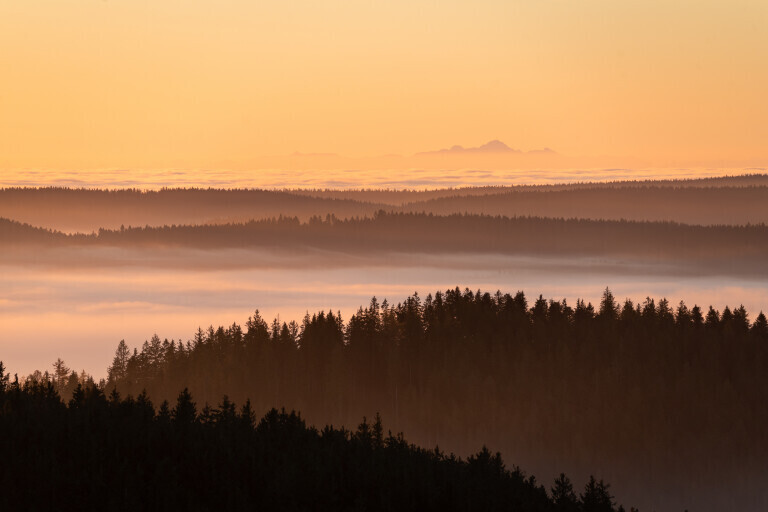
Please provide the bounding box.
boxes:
[1,0,767,172]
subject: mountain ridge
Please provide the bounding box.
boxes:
[416,140,557,156]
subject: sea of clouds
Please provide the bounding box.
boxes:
[3,167,763,190]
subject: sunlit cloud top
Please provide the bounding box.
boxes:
[1,168,763,191]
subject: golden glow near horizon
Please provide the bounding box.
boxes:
[1,0,767,172]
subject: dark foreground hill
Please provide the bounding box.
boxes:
[27,288,768,511]
[113,289,765,511]
[0,369,625,512]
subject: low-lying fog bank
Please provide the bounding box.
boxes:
[2,167,763,190]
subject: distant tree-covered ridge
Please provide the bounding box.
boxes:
[2,213,768,275]
[2,176,768,232]
[0,187,382,232]
[289,173,768,202]
[397,184,768,225]
[0,363,628,512]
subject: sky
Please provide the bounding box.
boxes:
[1,0,767,173]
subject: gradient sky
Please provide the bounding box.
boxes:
[2,0,766,171]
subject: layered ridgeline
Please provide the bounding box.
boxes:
[31,289,768,512]
[3,213,768,276]
[2,175,768,232]
[0,370,622,512]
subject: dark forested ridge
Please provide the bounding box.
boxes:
[290,173,768,203]
[0,187,382,232]
[27,288,768,511]
[399,185,768,225]
[0,217,67,244]
[2,175,768,232]
[0,365,626,512]
[3,213,768,276]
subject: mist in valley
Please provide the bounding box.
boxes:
[3,247,767,379]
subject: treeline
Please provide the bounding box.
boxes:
[0,217,67,244]
[401,185,768,225]
[0,364,627,511]
[2,175,768,232]
[291,174,768,204]
[4,213,768,274]
[100,288,768,511]
[0,187,379,232]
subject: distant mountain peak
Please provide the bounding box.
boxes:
[416,140,558,156]
[477,140,515,152]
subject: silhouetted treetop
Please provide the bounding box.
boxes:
[11,286,768,510]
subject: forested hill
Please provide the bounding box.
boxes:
[0,371,625,512]
[3,213,768,275]
[38,287,767,511]
[0,217,66,244]
[2,176,768,232]
[399,185,768,225]
[0,187,381,232]
[289,174,768,203]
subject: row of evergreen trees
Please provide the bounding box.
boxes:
[6,213,768,273]
[0,363,627,511]
[107,288,768,410]
[99,288,768,511]
[20,287,768,510]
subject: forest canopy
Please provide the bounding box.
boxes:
[18,288,768,511]
[0,361,626,511]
